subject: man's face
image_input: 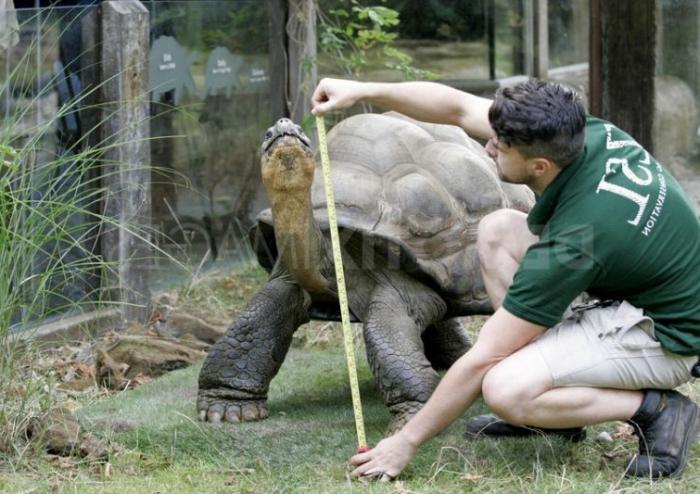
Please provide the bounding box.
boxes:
[484,134,532,184]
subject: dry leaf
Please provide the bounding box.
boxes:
[210,467,255,475]
[461,473,484,482]
[612,423,634,439]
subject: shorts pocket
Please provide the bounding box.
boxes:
[611,301,661,352]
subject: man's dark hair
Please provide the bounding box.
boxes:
[488,79,586,168]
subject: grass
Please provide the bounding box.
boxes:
[1,265,700,493]
[3,347,699,493]
[0,7,189,472]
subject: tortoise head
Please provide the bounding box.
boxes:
[260,118,315,193]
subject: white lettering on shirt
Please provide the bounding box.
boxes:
[596,125,664,230]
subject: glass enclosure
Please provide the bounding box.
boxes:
[3,0,699,327]
[657,0,700,212]
[146,1,271,290]
[2,6,101,324]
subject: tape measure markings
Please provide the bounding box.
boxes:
[316,115,367,449]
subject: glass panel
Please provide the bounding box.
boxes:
[548,0,589,69]
[146,1,271,290]
[2,6,101,326]
[545,0,589,108]
[492,0,527,78]
[657,0,700,212]
[317,0,491,83]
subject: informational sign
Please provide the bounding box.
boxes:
[204,47,242,98]
[149,36,198,104]
[238,54,270,95]
[149,35,271,102]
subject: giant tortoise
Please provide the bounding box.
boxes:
[197,112,534,432]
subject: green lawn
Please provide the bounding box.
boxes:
[2,342,699,493]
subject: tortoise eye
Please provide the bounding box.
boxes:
[264,130,273,139]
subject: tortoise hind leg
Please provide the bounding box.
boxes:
[422,318,473,370]
[362,274,447,435]
[197,267,309,423]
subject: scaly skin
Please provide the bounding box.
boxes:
[197,269,309,423]
[423,318,472,370]
[362,273,448,434]
[197,118,475,433]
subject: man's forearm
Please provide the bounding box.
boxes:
[398,350,492,448]
[361,81,493,139]
[311,78,494,139]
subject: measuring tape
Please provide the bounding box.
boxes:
[316,115,368,451]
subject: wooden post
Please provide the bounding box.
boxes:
[267,0,316,123]
[533,0,548,78]
[522,0,534,76]
[287,0,316,124]
[589,0,601,116]
[589,0,657,152]
[268,0,287,121]
[99,0,151,324]
[485,0,495,80]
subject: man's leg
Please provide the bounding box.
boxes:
[480,343,642,428]
[478,311,700,479]
[477,209,537,309]
[471,209,587,440]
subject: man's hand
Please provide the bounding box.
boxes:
[350,432,417,481]
[311,78,365,116]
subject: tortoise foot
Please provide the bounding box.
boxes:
[197,390,269,423]
[385,401,424,435]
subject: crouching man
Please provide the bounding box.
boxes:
[311,77,700,480]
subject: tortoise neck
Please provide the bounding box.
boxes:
[268,190,331,295]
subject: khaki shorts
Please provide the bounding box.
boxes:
[534,300,697,389]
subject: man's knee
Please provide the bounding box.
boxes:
[477,209,531,264]
[482,362,542,424]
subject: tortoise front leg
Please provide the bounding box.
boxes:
[422,318,472,370]
[197,271,309,423]
[362,276,447,434]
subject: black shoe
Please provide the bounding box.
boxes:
[464,413,586,443]
[624,389,700,479]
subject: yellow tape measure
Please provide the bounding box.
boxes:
[316,115,368,450]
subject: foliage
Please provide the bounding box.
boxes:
[0,10,176,468]
[199,3,269,54]
[2,338,699,492]
[382,0,488,42]
[317,0,436,81]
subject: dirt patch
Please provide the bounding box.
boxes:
[28,407,111,461]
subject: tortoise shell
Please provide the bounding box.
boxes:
[253,112,534,314]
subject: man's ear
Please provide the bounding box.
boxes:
[530,157,556,177]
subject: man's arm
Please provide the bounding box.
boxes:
[310,78,494,140]
[349,307,546,480]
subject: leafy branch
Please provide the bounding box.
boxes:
[317,0,436,81]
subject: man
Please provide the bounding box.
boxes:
[310,78,700,480]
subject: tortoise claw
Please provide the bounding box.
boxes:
[197,391,269,423]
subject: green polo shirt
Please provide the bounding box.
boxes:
[502,117,700,355]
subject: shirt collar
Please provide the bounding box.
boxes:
[527,144,588,235]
